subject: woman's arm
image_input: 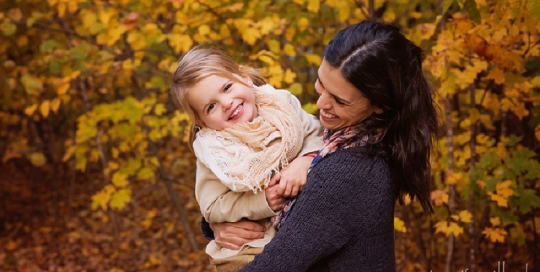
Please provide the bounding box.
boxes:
[240,151,394,271]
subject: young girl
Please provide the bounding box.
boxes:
[171,46,323,271]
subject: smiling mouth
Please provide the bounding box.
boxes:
[228,104,243,120]
[320,110,337,119]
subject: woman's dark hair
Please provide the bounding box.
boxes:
[324,20,437,213]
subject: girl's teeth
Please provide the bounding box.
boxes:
[230,105,243,119]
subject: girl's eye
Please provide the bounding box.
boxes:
[207,103,216,113]
[224,83,232,92]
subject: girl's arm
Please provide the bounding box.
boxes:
[195,160,277,223]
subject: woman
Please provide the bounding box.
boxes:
[202,20,438,271]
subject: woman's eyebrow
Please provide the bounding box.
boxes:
[317,76,325,89]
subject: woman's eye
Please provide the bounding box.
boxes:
[224,83,232,92]
[207,103,215,113]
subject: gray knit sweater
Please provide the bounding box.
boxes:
[203,146,396,271]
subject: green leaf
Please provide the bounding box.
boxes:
[20,74,43,96]
[137,167,155,180]
[302,102,318,115]
[0,20,17,36]
[29,152,47,167]
[120,158,141,176]
[40,40,59,52]
[49,61,62,75]
[443,0,455,14]
[463,0,480,24]
[289,83,302,95]
[515,188,540,213]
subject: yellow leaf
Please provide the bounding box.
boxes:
[488,192,508,207]
[51,98,61,113]
[108,26,127,46]
[458,210,472,223]
[112,172,129,188]
[220,24,230,37]
[24,104,38,116]
[284,69,296,84]
[283,44,296,56]
[82,12,97,29]
[496,180,514,198]
[127,31,145,51]
[57,2,66,17]
[40,100,50,118]
[98,9,115,27]
[482,227,507,243]
[258,55,274,65]
[490,217,501,227]
[434,220,448,234]
[268,39,280,53]
[305,53,321,66]
[29,152,47,167]
[430,189,448,206]
[307,0,320,13]
[297,17,309,31]
[241,28,260,45]
[285,28,295,42]
[488,67,505,84]
[394,217,407,233]
[535,124,540,141]
[447,222,464,237]
[91,184,115,211]
[110,188,131,210]
[198,24,210,36]
[478,180,486,190]
[446,171,463,185]
[169,34,193,53]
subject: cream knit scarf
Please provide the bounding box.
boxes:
[192,84,303,193]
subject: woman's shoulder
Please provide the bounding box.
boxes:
[309,146,391,186]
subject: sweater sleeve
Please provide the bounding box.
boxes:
[240,150,394,271]
[195,159,277,223]
[284,90,323,155]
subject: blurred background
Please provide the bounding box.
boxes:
[1,0,539,271]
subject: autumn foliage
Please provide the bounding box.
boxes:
[1,0,540,271]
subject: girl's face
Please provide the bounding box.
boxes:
[315,59,382,131]
[187,73,257,130]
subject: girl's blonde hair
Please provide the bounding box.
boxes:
[171,45,266,147]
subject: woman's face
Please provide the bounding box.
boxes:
[315,59,382,131]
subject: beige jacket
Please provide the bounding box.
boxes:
[194,88,323,259]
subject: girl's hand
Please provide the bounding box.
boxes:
[272,155,314,198]
[265,177,286,211]
[210,220,266,250]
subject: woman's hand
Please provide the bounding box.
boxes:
[272,155,314,198]
[210,220,266,250]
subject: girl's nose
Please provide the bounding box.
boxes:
[221,98,233,111]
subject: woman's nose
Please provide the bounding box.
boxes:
[316,92,329,110]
